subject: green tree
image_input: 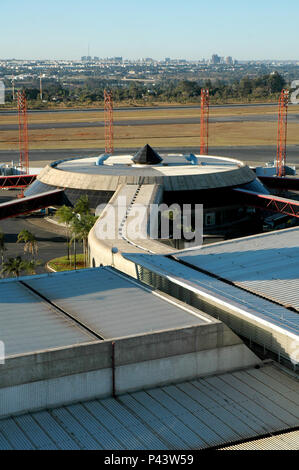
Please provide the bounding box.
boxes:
[71,213,97,267]
[22,258,41,275]
[56,196,96,269]
[55,205,74,261]
[72,195,94,267]
[17,229,38,259]
[0,256,41,278]
[268,72,285,93]
[74,195,90,216]
[1,256,24,277]
[1,256,41,278]
[239,77,252,97]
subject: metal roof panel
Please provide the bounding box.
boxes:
[176,226,299,311]
[25,268,208,339]
[0,365,298,450]
[0,282,96,357]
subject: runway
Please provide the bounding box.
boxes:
[1,113,299,131]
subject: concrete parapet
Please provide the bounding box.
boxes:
[0,321,260,417]
[37,162,255,192]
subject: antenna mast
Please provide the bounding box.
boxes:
[104,89,114,154]
[12,77,15,101]
[17,90,29,175]
[276,89,289,177]
[200,88,210,155]
[40,74,43,101]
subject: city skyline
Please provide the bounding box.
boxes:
[1,0,299,61]
[2,56,299,64]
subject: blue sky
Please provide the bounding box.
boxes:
[1,0,299,60]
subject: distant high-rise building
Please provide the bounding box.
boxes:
[225,56,233,65]
[211,54,221,65]
[94,56,99,61]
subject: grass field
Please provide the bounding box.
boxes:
[48,254,85,271]
[1,121,299,150]
[1,104,299,126]
[0,104,298,150]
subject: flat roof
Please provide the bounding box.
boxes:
[56,154,242,176]
[0,364,298,450]
[0,267,212,358]
[175,226,299,312]
[25,267,211,339]
[0,282,96,358]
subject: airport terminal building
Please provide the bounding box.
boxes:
[0,145,298,450]
[25,145,269,241]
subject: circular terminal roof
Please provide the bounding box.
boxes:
[37,146,256,192]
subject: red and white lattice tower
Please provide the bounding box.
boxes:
[276,89,289,177]
[200,88,210,155]
[17,90,29,175]
[104,89,114,154]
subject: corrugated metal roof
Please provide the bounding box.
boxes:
[0,365,298,450]
[176,226,299,312]
[124,253,299,338]
[0,282,96,358]
[24,268,210,339]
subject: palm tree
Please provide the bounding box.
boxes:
[70,230,78,270]
[71,213,97,267]
[55,205,74,261]
[1,256,25,278]
[71,196,92,268]
[17,229,38,259]
[56,196,95,269]
[22,259,41,275]
[1,256,41,278]
[74,195,90,216]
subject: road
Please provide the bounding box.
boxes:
[0,189,67,275]
[1,146,299,167]
[1,113,299,131]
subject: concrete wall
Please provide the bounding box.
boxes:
[116,344,259,394]
[0,323,260,418]
[88,183,176,277]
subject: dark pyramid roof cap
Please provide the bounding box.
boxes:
[132,144,163,165]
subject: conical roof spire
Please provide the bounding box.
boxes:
[132,144,163,165]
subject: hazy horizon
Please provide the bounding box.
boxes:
[1,0,299,61]
[1,57,299,62]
